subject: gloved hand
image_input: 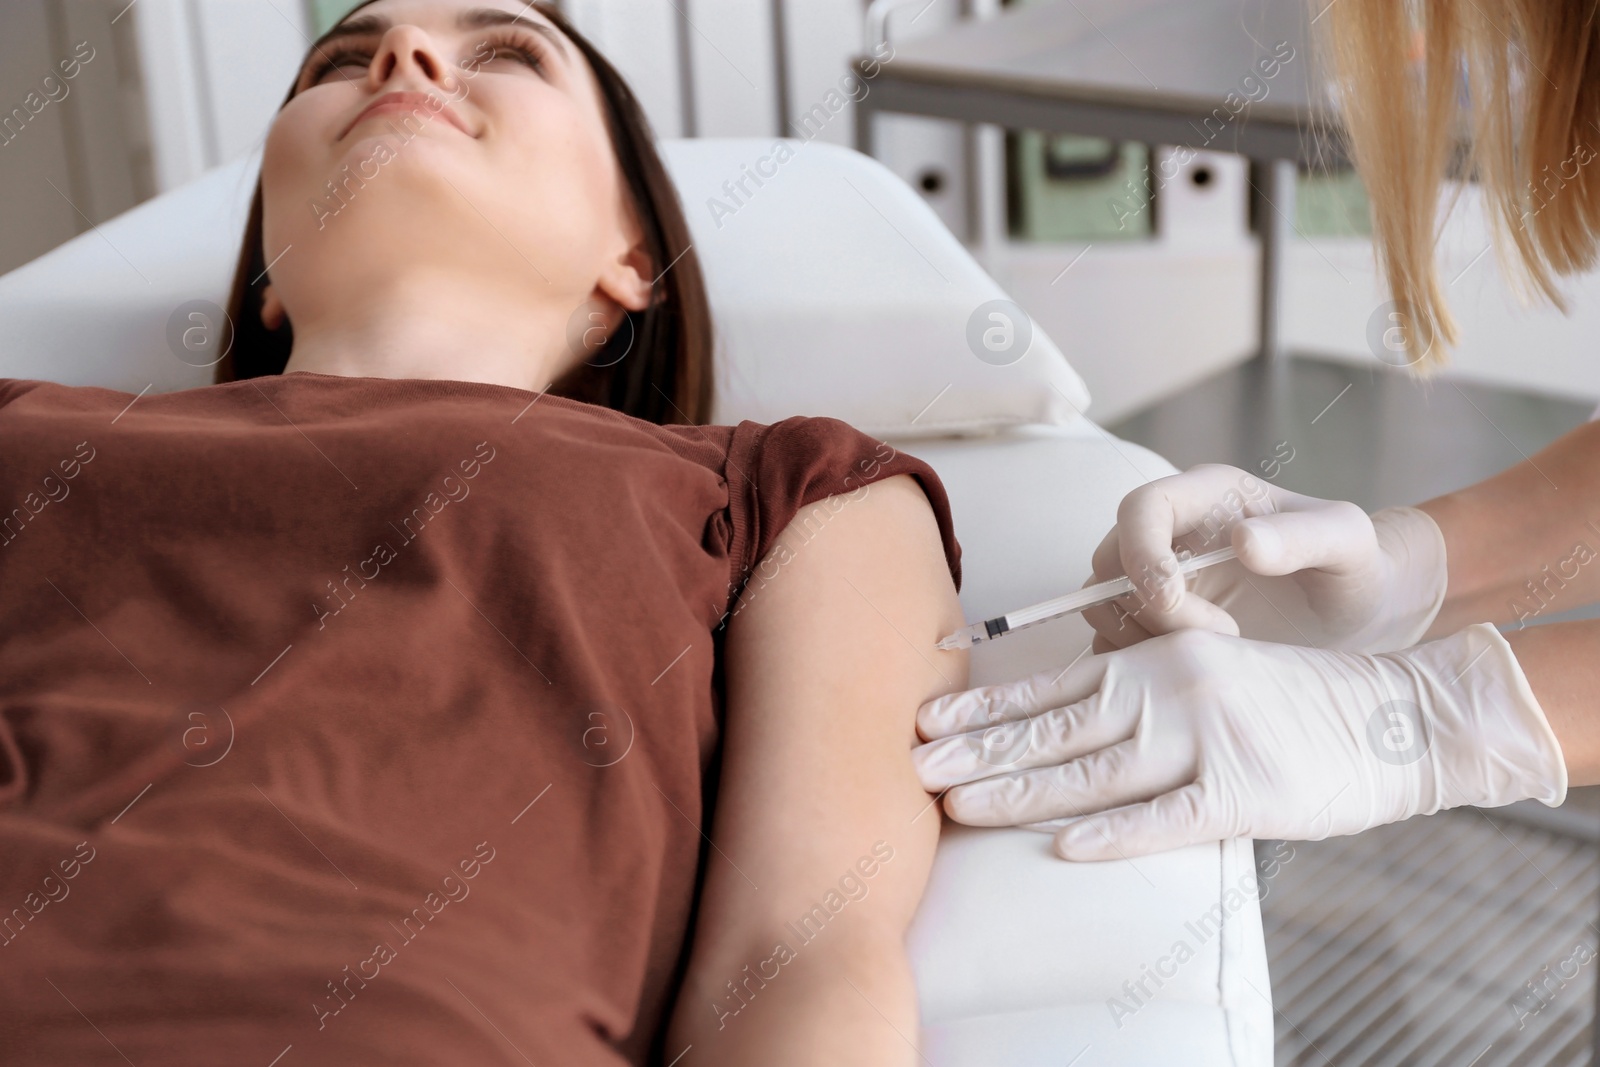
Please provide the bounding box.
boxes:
[911,623,1566,859]
[1083,464,1448,654]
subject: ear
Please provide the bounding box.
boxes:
[260,284,287,331]
[593,235,656,313]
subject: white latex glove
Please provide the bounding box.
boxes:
[911,624,1566,860]
[1084,464,1448,654]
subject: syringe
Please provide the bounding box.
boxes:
[935,545,1239,651]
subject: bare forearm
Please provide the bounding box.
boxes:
[670,924,922,1066]
[1504,618,1600,787]
[666,785,937,1065]
[1420,420,1600,634]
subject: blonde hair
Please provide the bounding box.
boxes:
[1322,0,1600,365]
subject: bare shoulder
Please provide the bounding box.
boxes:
[763,473,955,591]
[728,471,966,709]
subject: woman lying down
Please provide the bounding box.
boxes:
[0,2,969,1063]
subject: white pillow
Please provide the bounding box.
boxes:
[663,139,1090,436]
[0,138,1091,436]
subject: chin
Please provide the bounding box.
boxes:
[294,138,468,234]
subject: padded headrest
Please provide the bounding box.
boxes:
[0,138,1090,437]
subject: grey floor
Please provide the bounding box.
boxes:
[1109,352,1595,514]
[1109,354,1600,1067]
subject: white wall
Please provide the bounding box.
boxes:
[1282,185,1600,406]
[563,0,689,137]
[0,0,79,273]
[0,0,150,275]
[122,0,984,243]
[990,148,1258,423]
[132,0,310,193]
[681,0,780,137]
[1002,170,1600,424]
[130,1,861,178]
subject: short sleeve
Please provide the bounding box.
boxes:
[0,379,37,410]
[723,416,963,597]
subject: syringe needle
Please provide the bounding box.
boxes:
[934,545,1238,650]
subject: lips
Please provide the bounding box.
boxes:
[341,91,471,139]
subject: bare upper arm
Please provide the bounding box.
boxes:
[674,473,968,1003]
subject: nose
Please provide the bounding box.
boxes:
[367,24,456,91]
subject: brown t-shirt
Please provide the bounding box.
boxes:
[0,372,961,1065]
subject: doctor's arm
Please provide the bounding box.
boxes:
[664,474,968,1065]
[1418,418,1600,782]
[1095,418,1600,781]
[913,421,1600,857]
[1422,418,1600,631]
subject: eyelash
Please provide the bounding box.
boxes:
[306,28,548,85]
[469,29,549,74]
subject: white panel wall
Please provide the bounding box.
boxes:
[781,0,864,145]
[190,0,314,165]
[997,239,1259,423]
[0,0,80,272]
[564,0,687,138]
[60,0,147,221]
[1281,184,1600,404]
[131,0,210,191]
[873,0,969,239]
[684,0,778,137]
[132,0,307,193]
[0,0,151,275]
[1022,175,1600,423]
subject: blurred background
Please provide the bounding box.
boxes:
[6,0,1600,418]
[3,0,1598,1063]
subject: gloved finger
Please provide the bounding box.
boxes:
[1051,783,1215,861]
[1089,525,1123,584]
[1173,525,1228,559]
[1117,468,1284,633]
[940,737,1180,826]
[1092,526,1222,587]
[912,690,1134,789]
[1090,526,1238,641]
[1116,465,1266,611]
[1081,597,1154,649]
[915,653,1108,742]
[1084,569,1242,641]
[1119,586,1242,640]
[1234,501,1378,577]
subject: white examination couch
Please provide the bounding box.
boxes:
[0,137,1271,1065]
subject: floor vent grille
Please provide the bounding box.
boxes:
[1259,809,1599,1066]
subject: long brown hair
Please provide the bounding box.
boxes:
[218,0,714,424]
[1322,0,1600,366]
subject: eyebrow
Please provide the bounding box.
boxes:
[309,6,571,65]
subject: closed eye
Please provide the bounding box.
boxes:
[303,46,372,86]
[301,29,550,88]
[466,29,549,75]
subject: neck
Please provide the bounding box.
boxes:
[280,273,575,394]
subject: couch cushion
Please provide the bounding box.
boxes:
[904,422,1272,1065]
